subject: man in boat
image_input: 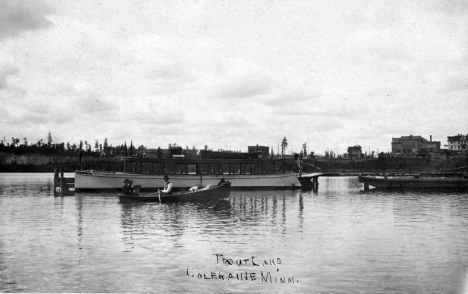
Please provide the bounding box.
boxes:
[217,178,226,186]
[159,175,173,195]
[122,179,131,195]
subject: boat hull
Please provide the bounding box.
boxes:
[118,182,231,204]
[76,171,301,191]
[358,175,468,190]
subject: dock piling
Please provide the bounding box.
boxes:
[364,183,369,191]
[312,177,319,191]
[53,167,75,196]
[53,169,59,196]
[60,168,64,197]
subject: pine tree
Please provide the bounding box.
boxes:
[281,137,288,157]
[47,132,53,148]
[104,138,108,153]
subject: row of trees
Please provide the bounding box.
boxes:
[2,133,320,159]
[0,132,148,157]
[1,133,234,158]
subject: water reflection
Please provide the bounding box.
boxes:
[117,190,306,251]
[119,202,187,252]
[0,239,21,292]
[2,174,468,292]
[75,196,84,248]
[298,193,304,229]
[213,200,232,211]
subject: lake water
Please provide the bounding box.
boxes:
[1,173,468,293]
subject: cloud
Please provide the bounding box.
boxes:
[0,66,19,89]
[263,90,322,107]
[213,59,272,99]
[443,78,468,92]
[0,0,54,40]
[74,93,119,114]
[1,1,467,154]
[424,0,468,15]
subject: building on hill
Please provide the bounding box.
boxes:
[347,145,362,159]
[445,134,468,153]
[168,146,184,158]
[248,145,269,158]
[391,135,441,157]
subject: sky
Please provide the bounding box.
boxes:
[1,0,467,155]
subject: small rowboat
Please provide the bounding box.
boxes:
[117,181,231,204]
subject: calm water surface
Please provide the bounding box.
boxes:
[1,173,468,293]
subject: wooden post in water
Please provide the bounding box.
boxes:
[60,167,64,197]
[53,168,59,196]
[312,176,319,191]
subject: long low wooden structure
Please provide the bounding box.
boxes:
[75,157,302,191]
[359,173,468,190]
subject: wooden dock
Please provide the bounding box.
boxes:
[297,172,322,190]
[53,168,75,196]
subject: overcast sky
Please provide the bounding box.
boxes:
[1,0,467,155]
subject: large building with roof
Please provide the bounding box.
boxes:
[248,145,270,158]
[391,135,441,157]
[445,134,468,152]
[347,145,363,159]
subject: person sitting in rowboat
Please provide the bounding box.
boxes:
[128,180,142,195]
[159,175,173,195]
[122,179,132,195]
[217,178,226,186]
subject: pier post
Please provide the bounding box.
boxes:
[53,168,59,196]
[60,168,64,197]
[312,177,319,191]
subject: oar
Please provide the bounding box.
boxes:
[145,190,162,202]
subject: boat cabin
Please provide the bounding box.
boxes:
[121,157,288,175]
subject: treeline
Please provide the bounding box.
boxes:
[1,132,145,158]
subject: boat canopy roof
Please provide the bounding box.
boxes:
[121,156,286,164]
